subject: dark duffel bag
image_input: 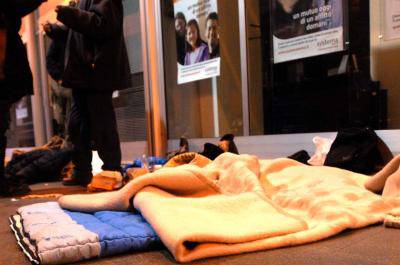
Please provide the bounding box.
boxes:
[324,127,393,175]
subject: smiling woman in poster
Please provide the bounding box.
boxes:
[184,19,210,65]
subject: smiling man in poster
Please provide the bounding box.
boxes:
[205,12,220,59]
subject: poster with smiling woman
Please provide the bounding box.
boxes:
[174,0,220,84]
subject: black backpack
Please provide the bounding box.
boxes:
[324,127,392,175]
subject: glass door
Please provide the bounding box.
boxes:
[244,0,386,136]
[160,0,244,139]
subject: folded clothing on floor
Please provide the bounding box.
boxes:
[10,202,161,265]
[87,170,123,191]
[4,148,72,196]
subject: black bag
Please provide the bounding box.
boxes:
[324,127,392,175]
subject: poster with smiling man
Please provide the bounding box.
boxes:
[174,0,220,84]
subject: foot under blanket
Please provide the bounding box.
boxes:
[10,202,160,264]
[58,153,400,262]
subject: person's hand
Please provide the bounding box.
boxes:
[55,5,72,22]
[55,5,63,13]
[55,5,76,20]
[69,0,77,7]
[55,5,73,14]
[42,22,52,35]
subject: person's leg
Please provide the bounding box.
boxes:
[64,91,93,185]
[87,92,121,172]
[0,101,10,194]
[364,155,400,193]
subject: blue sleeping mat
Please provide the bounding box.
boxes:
[9,202,161,264]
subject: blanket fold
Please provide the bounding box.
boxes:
[59,153,400,262]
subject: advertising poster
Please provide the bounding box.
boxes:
[384,0,400,40]
[15,97,29,126]
[174,0,220,84]
[16,99,28,120]
[272,0,344,64]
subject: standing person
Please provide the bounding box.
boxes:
[184,19,209,65]
[44,22,68,136]
[52,0,132,186]
[0,0,47,195]
[205,12,220,59]
[175,12,187,65]
[43,22,71,138]
[44,22,68,84]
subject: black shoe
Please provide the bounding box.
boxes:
[62,171,92,187]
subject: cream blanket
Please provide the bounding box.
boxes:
[59,153,400,262]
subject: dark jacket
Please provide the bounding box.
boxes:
[0,0,45,103]
[46,27,68,82]
[3,148,72,196]
[56,0,132,92]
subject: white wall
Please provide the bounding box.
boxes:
[168,130,400,159]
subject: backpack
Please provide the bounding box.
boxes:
[324,127,392,175]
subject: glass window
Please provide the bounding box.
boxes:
[245,0,394,135]
[161,0,244,139]
[114,0,147,142]
[40,0,147,143]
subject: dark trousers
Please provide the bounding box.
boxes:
[68,90,121,175]
[0,100,11,189]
